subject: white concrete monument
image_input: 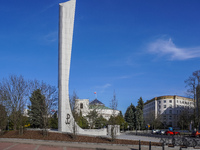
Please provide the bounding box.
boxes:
[58,0,107,135]
[58,0,76,133]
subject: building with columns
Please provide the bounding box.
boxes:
[143,95,194,128]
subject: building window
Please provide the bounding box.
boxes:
[169,104,172,108]
[164,105,166,108]
[163,122,166,125]
[164,100,166,103]
[169,100,172,103]
[169,110,172,114]
[80,103,83,109]
[177,100,178,103]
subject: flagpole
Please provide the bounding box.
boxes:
[94,92,97,99]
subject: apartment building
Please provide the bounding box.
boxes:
[143,95,194,128]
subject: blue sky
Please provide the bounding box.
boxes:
[1,0,200,114]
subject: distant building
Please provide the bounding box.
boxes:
[23,109,29,117]
[75,99,120,120]
[143,95,194,128]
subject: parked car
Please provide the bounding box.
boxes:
[191,131,200,137]
[159,130,166,135]
[152,129,160,134]
[165,130,180,135]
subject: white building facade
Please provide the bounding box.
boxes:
[143,95,194,128]
[75,99,120,120]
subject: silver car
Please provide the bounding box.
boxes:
[159,130,166,135]
[152,129,160,134]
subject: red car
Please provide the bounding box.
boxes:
[191,131,200,137]
[165,130,180,135]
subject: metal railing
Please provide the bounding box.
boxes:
[159,134,200,147]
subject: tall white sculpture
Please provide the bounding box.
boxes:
[58,0,76,132]
[58,0,107,135]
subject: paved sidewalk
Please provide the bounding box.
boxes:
[117,132,160,143]
[0,138,198,150]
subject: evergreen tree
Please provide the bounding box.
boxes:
[28,89,46,128]
[112,113,127,131]
[124,103,136,130]
[119,111,123,118]
[137,97,144,110]
[86,109,98,129]
[77,111,88,129]
[95,115,107,129]
[135,97,144,130]
[50,111,58,129]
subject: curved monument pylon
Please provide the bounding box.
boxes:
[58,0,107,136]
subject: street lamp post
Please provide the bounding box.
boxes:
[182,120,184,130]
[8,120,9,131]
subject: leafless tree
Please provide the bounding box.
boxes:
[70,91,79,115]
[144,111,163,129]
[178,109,192,130]
[0,104,7,135]
[68,91,79,138]
[109,91,118,141]
[0,75,28,130]
[185,70,200,127]
[41,82,57,132]
[144,110,154,128]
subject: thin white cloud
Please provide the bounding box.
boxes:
[95,83,111,93]
[148,38,200,60]
[39,3,56,14]
[96,83,111,89]
[117,75,130,79]
[115,73,144,80]
[44,31,58,43]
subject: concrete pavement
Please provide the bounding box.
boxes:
[0,131,199,150]
[0,138,199,150]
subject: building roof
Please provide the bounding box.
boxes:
[144,95,194,105]
[89,105,110,110]
[89,99,104,106]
